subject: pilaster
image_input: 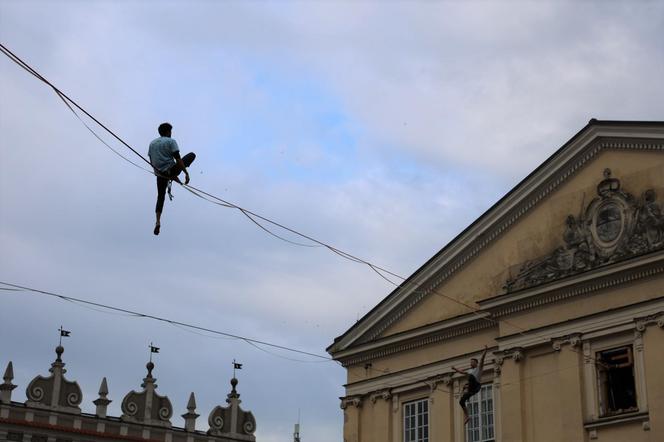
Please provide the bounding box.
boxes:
[552,336,585,441]
[639,314,664,438]
[341,395,362,442]
[427,376,452,442]
[496,348,524,442]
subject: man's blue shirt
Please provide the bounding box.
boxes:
[148,136,179,173]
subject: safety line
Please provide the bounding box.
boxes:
[0,281,333,361]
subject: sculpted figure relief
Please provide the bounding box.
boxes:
[505,170,664,292]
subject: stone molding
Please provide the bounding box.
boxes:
[338,318,494,367]
[424,375,452,394]
[332,133,664,354]
[340,396,362,409]
[552,332,583,351]
[493,347,524,368]
[487,256,664,318]
[634,311,664,332]
[369,389,392,404]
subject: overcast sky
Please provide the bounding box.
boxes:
[1,1,663,440]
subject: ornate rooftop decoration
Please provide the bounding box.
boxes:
[24,345,82,413]
[0,361,17,404]
[505,169,664,292]
[207,377,256,439]
[120,361,173,428]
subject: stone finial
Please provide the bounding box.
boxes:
[25,346,82,413]
[182,392,199,432]
[207,377,256,439]
[94,377,112,418]
[1,361,17,404]
[121,360,173,428]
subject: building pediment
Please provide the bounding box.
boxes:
[328,120,664,358]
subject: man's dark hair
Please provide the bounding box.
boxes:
[158,122,173,136]
[470,358,478,364]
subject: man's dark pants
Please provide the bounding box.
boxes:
[155,152,196,214]
[459,376,481,414]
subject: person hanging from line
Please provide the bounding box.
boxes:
[452,344,488,425]
[148,122,196,235]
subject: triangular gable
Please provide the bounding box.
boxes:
[327,120,664,356]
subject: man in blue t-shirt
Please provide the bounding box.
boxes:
[148,122,196,235]
[452,345,488,425]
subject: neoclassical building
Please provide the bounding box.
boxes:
[0,345,256,442]
[328,120,664,442]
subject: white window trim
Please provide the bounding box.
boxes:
[582,331,647,423]
[465,383,495,442]
[403,398,429,442]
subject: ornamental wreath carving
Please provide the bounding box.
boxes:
[505,169,664,292]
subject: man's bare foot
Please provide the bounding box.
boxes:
[464,415,470,425]
[153,223,160,235]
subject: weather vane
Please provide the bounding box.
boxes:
[149,342,160,362]
[58,325,71,346]
[233,359,243,378]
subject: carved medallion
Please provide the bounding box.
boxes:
[505,169,663,292]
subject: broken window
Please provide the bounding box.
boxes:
[596,346,638,416]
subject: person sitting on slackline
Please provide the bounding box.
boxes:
[148,122,195,235]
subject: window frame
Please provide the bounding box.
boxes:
[595,345,638,417]
[582,331,648,423]
[403,398,429,442]
[465,383,495,442]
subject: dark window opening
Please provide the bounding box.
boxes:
[597,346,638,416]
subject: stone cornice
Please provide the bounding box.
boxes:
[330,127,664,355]
[337,317,494,367]
[496,297,664,350]
[479,251,664,317]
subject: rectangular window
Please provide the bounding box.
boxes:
[404,398,429,442]
[466,384,494,442]
[596,346,638,416]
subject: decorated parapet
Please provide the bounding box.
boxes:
[0,345,257,442]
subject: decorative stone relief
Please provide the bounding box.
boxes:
[494,347,524,364]
[424,375,451,394]
[505,169,664,292]
[207,378,256,438]
[25,346,82,413]
[120,361,173,427]
[552,333,583,351]
[369,389,392,403]
[340,395,362,409]
[635,312,664,332]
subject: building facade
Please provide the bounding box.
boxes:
[327,120,664,442]
[0,345,256,442]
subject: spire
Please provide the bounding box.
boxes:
[0,361,17,404]
[181,392,199,432]
[93,377,112,418]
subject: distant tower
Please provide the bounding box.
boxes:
[293,422,301,442]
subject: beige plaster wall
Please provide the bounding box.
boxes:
[382,151,664,337]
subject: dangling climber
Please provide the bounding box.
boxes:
[452,345,488,425]
[148,122,196,235]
